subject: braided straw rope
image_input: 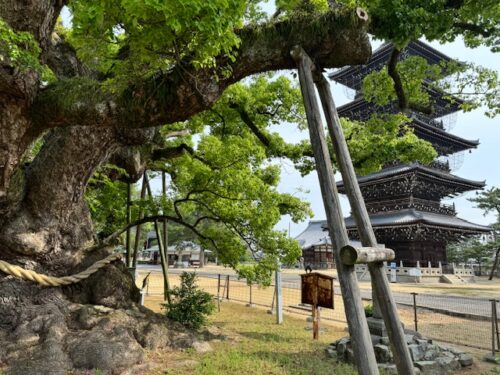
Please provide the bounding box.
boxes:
[0,253,121,287]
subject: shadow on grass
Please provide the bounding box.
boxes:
[248,350,357,375]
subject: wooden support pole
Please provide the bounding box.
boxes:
[291,46,378,375]
[125,182,132,268]
[341,245,395,265]
[315,67,415,375]
[132,173,148,268]
[161,171,171,294]
[144,173,172,305]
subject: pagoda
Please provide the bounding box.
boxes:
[329,40,491,266]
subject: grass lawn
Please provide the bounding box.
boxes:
[145,301,357,375]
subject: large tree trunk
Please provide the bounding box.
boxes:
[0,125,188,374]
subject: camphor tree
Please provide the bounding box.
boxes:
[0,0,498,373]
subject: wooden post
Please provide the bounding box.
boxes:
[411,293,418,332]
[226,275,230,300]
[125,182,132,268]
[340,245,395,265]
[144,172,172,305]
[161,171,171,292]
[291,46,378,375]
[315,67,415,374]
[132,172,148,268]
[312,304,319,340]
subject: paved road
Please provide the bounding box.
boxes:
[137,265,495,319]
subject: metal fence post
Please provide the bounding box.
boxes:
[226,275,230,300]
[217,274,221,312]
[491,299,497,357]
[411,292,418,332]
[492,299,500,355]
[496,300,500,352]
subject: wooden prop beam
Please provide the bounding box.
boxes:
[341,245,395,265]
[314,65,415,374]
[291,46,379,375]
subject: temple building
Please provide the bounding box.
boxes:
[295,220,361,269]
[326,40,491,266]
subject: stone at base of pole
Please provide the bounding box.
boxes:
[367,316,405,337]
[484,353,500,364]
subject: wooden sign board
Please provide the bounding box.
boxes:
[300,272,334,309]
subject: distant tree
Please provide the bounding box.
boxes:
[469,188,500,279]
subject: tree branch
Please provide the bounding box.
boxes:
[452,22,496,38]
[230,103,271,147]
[387,47,409,112]
[33,9,371,131]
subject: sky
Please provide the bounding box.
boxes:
[274,38,500,238]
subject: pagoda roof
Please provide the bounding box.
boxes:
[342,209,491,233]
[337,91,463,122]
[329,40,456,91]
[294,220,361,250]
[295,220,331,249]
[410,117,479,155]
[337,162,485,192]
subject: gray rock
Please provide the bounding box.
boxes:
[371,334,382,345]
[374,344,393,363]
[405,334,417,344]
[346,348,355,364]
[408,344,425,362]
[416,339,429,351]
[415,361,440,375]
[336,337,350,358]
[377,363,397,375]
[192,341,212,353]
[484,353,500,364]
[423,349,439,361]
[436,356,461,372]
[325,348,338,360]
[458,353,473,367]
[380,336,390,346]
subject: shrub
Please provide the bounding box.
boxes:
[364,304,373,317]
[164,272,215,330]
